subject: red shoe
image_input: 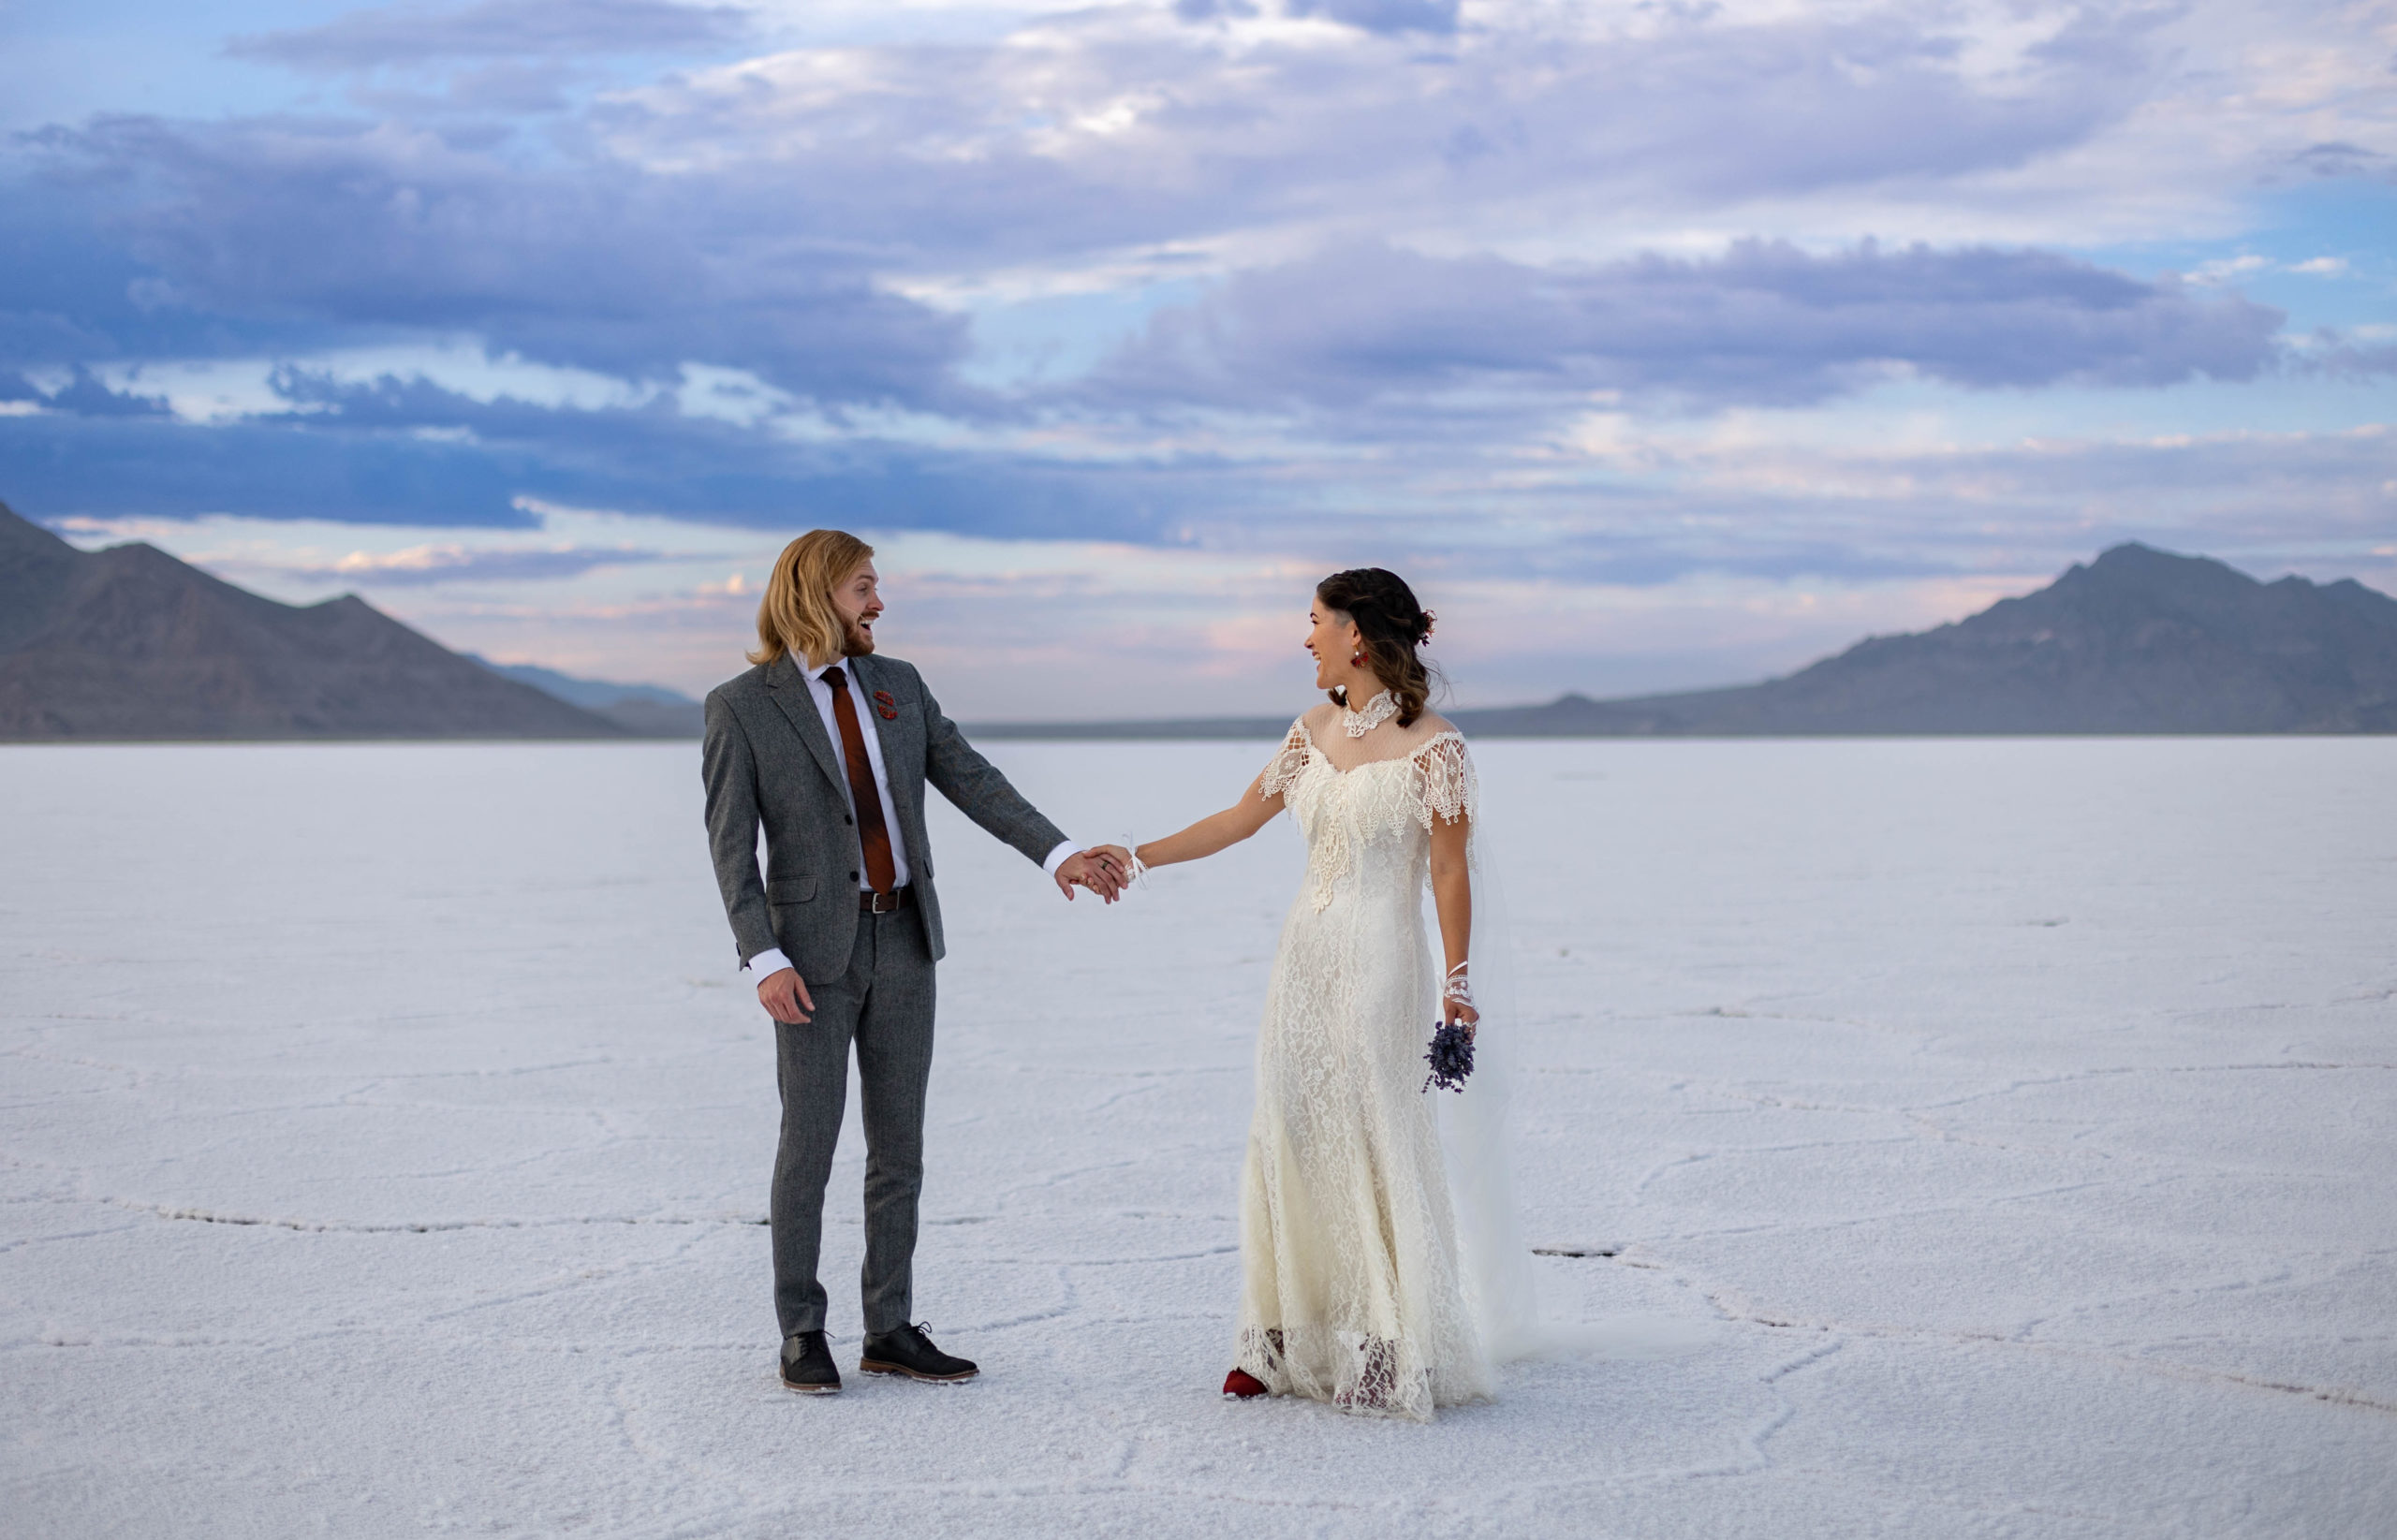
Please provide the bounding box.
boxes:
[1222,1368,1268,1400]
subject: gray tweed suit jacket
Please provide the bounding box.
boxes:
[701,651,1067,982]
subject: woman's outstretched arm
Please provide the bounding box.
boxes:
[1131,776,1285,871]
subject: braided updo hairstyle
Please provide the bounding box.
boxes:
[1316,567,1438,727]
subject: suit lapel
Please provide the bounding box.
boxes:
[852,653,919,785]
[764,653,847,797]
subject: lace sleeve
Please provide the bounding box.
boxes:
[1257,717,1312,800]
[1412,732,1477,829]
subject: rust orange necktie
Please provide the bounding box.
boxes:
[824,666,897,895]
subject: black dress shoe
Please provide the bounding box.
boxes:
[859,1323,978,1383]
[780,1330,840,1394]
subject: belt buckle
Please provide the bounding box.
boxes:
[868,888,897,914]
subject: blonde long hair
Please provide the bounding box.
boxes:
[747,529,875,669]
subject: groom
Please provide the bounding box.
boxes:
[702,529,1122,1395]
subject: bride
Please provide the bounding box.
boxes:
[1103,567,1528,1421]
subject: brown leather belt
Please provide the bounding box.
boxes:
[859,887,912,914]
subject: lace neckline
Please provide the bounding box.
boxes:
[1297,722,1464,777]
[1341,690,1400,737]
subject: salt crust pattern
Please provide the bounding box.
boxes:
[6,739,2394,1537]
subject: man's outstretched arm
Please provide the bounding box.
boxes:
[918,678,1122,900]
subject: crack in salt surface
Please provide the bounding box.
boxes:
[1687,1285,2397,1418]
[1668,1005,1928,1041]
[100,1197,769,1234]
[969,1247,1238,1267]
[1631,1336,1845,1490]
[1919,1061,2397,1113]
[1566,1228,2397,1429]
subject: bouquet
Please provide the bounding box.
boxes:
[1422,1020,1476,1093]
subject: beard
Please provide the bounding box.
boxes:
[841,614,876,657]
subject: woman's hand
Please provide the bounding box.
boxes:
[1443,997,1478,1041]
[1053,850,1124,902]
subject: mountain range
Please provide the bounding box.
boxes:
[0,502,626,740]
[1468,542,2397,736]
[4,497,2390,740]
[974,543,2397,738]
[465,655,705,738]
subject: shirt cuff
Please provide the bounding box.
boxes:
[742,947,795,986]
[1040,839,1083,876]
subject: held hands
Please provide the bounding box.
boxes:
[1089,843,1135,888]
[757,966,813,1024]
[1054,846,1131,902]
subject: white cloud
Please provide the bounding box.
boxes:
[10,0,2393,711]
[2190,254,2274,285]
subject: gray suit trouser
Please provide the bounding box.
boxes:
[772,904,937,1338]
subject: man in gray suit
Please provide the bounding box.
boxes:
[702,529,1123,1394]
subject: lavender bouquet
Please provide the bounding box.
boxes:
[1422,1020,1476,1093]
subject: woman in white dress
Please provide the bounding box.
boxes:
[1117,568,1498,1421]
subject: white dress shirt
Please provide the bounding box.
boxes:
[743,657,1081,986]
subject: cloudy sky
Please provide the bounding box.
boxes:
[4,0,2392,716]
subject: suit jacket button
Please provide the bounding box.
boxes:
[844,814,853,825]
[848,870,859,880]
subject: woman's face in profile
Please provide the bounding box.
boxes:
[1305,602,1360,691]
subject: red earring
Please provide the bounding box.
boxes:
[1351,652,1364,666]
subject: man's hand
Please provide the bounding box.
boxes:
[1053,849,1125,902]
[757,966,814,1024]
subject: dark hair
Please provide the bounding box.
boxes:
[1316,567,1437,726]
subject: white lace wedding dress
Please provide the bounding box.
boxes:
[1231,700,1499,1421]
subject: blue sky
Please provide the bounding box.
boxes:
[3,0,2391,714]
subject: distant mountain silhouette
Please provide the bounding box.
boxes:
[0,501,624,741]
[8,507,2388,741]
[1469,544,2397,735]
[970,711,1295,741]
[469,655,704,738]
[466,654,695,710]
[975,544,2397,738]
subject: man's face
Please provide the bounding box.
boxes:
[831,560,883,656]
